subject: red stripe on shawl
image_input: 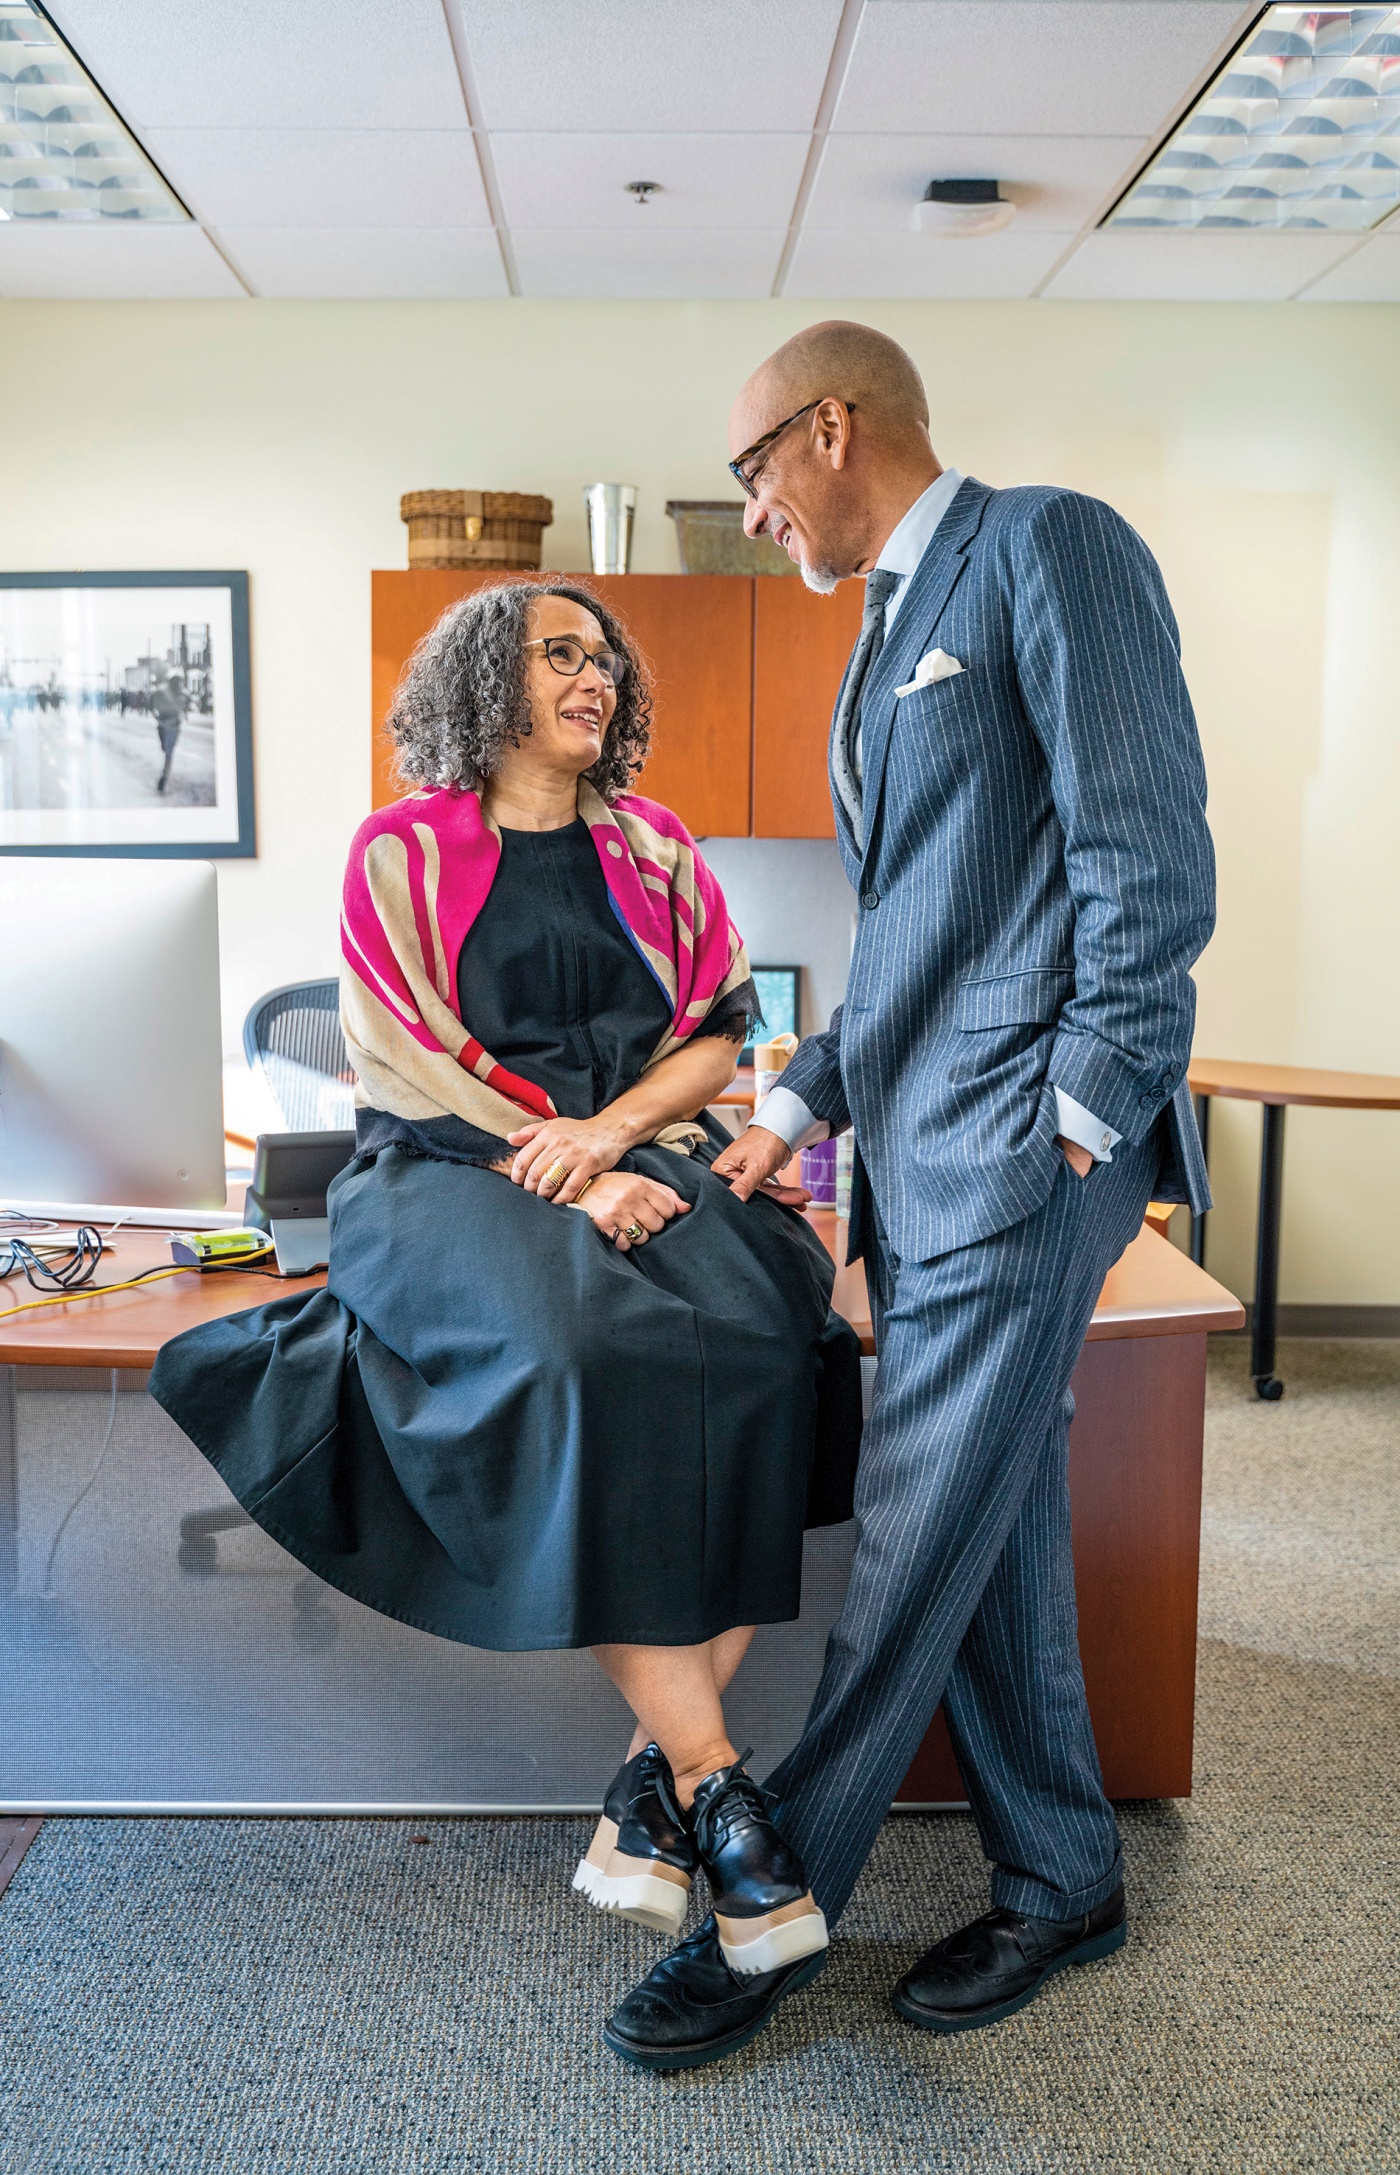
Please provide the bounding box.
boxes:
[457,1031,556,1120]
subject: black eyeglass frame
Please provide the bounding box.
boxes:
[728,398,857,499]
[523,635,629,689]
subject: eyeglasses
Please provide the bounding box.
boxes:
[525,636,628,689]
[728,398,856,498]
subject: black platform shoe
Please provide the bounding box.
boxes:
[892,1883,1127,2033]
[689,1749,828,1977]
[573,1742,696,1937]
[604,1913,827,2071]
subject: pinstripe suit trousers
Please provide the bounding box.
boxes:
[766,1131,1157,1928]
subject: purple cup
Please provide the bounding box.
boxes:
[800,1138,838,1207]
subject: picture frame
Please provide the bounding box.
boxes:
[0,571,255,857]
[742,963,801,1064]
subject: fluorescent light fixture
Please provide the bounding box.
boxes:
[0,0,187,223]
[1107,5,1400,233]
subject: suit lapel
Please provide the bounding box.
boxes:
[856,477,992,879]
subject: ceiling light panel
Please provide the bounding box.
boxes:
[0,0,184,223]
[1110,6,1400,232]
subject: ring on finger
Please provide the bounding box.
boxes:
[622,1221,645,1243]
[541,1157,568,1192]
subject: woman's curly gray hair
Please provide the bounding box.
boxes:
[385,580,652,803]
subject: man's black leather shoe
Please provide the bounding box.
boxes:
[604,1913,828,2071]
[893,1883,1127,2034]
[690,1749,828,1975]
[573,1743,695,1937]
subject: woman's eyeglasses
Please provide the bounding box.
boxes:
[525,636,628,689]
[728,398,856,499]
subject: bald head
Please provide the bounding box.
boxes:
[731,320,928,455]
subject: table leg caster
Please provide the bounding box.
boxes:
[1253,1375,1285,1402]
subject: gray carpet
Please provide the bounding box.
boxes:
[1,1340,1396,2174]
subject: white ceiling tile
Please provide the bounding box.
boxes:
[460,0,843,131]
[141,130,490,231]
[219,227,508,299]
[1298,236,1400,304]
[43,0,468,129]
[1043,230,1358,302]
[0,223,244,299]
[834,2,1248,137]
[512,228,785,298]
[492,133,809,231]
[806,131,1147,233]
[786,224,1071,296]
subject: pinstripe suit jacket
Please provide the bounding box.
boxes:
[782,475,1215,1263]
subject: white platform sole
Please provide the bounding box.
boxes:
[573,1818,690,1937]
[717,1898,830,1977]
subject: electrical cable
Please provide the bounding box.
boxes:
[0,1264,193,1322]
[41,1367,120,1599]
[1,1221,107,1294]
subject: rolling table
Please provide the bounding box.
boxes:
[1188,1058,1400,1401]
[0,1215,1241,1825]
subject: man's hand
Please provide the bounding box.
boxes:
[711,1124,809,1205]
[1057,1135,1094,1180]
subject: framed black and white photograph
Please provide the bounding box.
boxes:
[0,571,254,857]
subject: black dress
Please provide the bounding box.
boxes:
[150,821,861,1652]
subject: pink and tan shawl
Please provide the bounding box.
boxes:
[340,780,751,1140]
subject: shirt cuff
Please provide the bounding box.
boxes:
[751,1085,831,1154]
[1054,1087,1121,1164]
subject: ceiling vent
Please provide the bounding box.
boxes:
[912,179,1016,238]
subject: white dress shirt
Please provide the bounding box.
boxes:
[756,466,1122,1170]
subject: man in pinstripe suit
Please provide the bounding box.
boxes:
[605,321,1214,2071]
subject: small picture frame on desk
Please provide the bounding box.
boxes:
[0,571,254,857]
[741,963,801,1065]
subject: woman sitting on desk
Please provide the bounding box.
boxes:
[152,580,859,1980]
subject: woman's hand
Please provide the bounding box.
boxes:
[571,1170,690,1251]
[507,1113,631,1200]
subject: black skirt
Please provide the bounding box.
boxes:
[150,1137,862,1651]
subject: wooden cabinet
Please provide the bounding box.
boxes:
[371,569,852,837]
[584,576,752,837]
[753,578,863,839]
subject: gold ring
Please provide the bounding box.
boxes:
[622,1221,645,1243]
[542,1158,568,1191]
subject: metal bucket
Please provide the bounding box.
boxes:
[583,483,637,575]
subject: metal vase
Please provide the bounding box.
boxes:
[583,483,637,575]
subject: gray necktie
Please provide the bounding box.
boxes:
[830,567,901,850]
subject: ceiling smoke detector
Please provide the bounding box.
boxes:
[626,181,663,206]
[912,179,1016,237]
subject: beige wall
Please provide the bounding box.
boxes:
[1,295,1397,1303]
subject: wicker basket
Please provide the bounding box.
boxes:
[400,490,554,572]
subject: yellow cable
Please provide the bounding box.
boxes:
[0,1265,193,1323]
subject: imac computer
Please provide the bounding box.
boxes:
[0,858,227,1222]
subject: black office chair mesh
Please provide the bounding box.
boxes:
[242,978,356,1132]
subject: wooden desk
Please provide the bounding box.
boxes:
[800,1215,1242,1803]
[0,1213,1241,1809]
[1187,1057,1400,1400]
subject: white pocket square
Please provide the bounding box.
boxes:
[895,648,965,698]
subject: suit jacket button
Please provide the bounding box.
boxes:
[861,888,881,910]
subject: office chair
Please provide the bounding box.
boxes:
[242,978,356,1132]
[178,979,355,1585]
